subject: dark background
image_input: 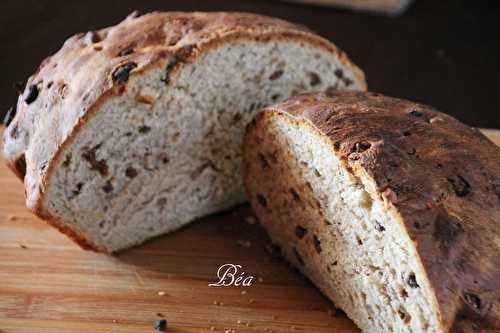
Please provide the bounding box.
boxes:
[1,0,499,128]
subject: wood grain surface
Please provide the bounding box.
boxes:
[0,127,498,333]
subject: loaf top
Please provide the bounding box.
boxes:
[266,91,500,330]
[1,11,366,213]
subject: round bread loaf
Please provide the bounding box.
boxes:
[1,12,365,252]
[243,91,500,332]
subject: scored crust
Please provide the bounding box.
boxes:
[244,91,500,331]
[1,11,366,251]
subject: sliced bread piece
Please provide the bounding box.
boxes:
[243,91,500,332]
[1,12,366,252]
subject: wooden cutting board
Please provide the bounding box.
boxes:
[1,127,499,333]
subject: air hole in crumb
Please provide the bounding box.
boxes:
[72,182,84,196]
[356,236,363,246]
[257,194,267,208]
[102,181,113,193]
[231,113,242,125]
[159,153,169,164]
[125,167,138,178]
[156,197,167,207]
[403,131,411,137]
[295,225,307,239]
[138,125,151,134]
[343,77,353,87]
[375,222,385,232]
[271,94,280,101]
[269,69,284,80]
[332,261,338,266]
[313,235,322,254]
[314,169,321,177]
[309,72,321,86]
[406,272,419,288]
[63,153,72,167]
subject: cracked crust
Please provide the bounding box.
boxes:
[1,11,366,251]
[253,91,500,331]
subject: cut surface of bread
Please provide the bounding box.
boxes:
[243,91,500,332]
[1,12,365,252]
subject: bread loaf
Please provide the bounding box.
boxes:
[1,12,365,252]
[243,91,500,332]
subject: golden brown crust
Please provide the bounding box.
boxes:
[45,217,104,252]
[266,91,500,331]
[1,11,366,251]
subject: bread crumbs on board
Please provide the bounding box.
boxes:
[245,216,257,225]
[236,240,251,248]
